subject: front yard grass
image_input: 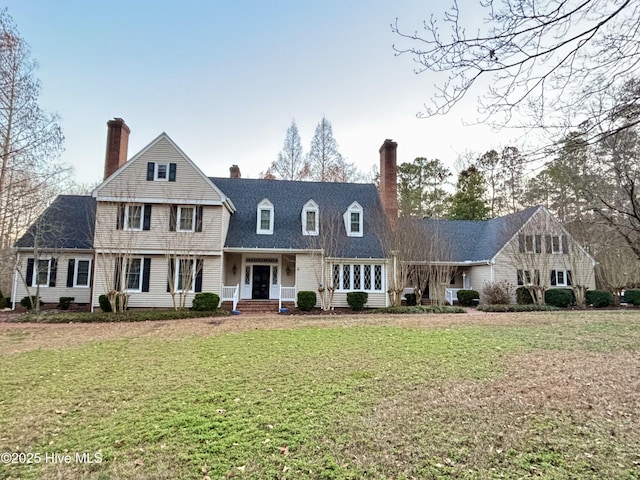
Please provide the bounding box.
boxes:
[1,311,639,479]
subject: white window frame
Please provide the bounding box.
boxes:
[332,263,384,292]
[257,198,274,235]
[74,259,92,288]
[517,269,533,286]
[124,257,143,292]
[551,269,570,287]
[154,162,170,181]
[174,258,195,293]
[344,202,363,237]
[177,206,196,232]
[302,200,319,236]
[551,235,563,254]
[124,204,143,231]
[32,258,52,287]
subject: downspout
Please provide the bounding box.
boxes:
[11,252,19,310]
[90,250,97,312]
[488,260,495,283]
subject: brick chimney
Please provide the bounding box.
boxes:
[230,164,241,178]
[104,118,130,180]
[379,139,398,221]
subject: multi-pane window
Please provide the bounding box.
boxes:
[302,200,319,236]
[551,236,562,253]
[333,264,384,292]
[35,259,51,286]
[178,206,195,232]
[175,259,194,292]
[155,163,169,181]
[257,199,274,234]
[550,269,572,286]
[350,212,360,234]
[244,266,251,285]
[344,202,363,237]
[125,205,143,230]
[75,260,91,287]
[260,209,270,230]
[306,211,316,232]
[126,258,142,291]
[272,266,278,285]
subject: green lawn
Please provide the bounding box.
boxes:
[1,312,639,479]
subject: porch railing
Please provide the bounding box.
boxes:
[222,284,240,311]
[445,287,462,306]
[279,285,297,310]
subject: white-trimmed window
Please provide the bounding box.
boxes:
[125,204,143,231]
[74,259,91,288]
[344,202,363,237]
[302,200,319,236]
[332,264,384,292]
[257,199,274,235]
[155,163,169,181]
[551,235,562,253]
[33,259,52,287]
[125,258,143,292]
[517,269,541,286]
[550,269,572,287]
[174,258,195,292]
[177,206,195,232]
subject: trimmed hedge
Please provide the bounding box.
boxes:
[457,289,480,307]
[192,292,220,311]
[98,294,128,313]
[404,293,417,306]
[372,305,465,314]
[624,289,640,306]
[516,287,534,305]
[585,290,613,308]
[297,291,317,311]
[11,309,230,324]
[20,296,43,309]
[477,304,559,312]
[347,291,368,311]
[58,297,75,310]
[544,288,574,308]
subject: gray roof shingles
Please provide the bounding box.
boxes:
[419,205,540,262]
[210,177,386,258]
[15,195,96,250]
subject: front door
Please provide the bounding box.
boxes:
[252,265,270,299]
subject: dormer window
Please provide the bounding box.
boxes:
[344,202,363,237]
[257,199,274,235]
[302,200,319,236]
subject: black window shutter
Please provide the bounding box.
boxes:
[518,234,525,253]
[196,206,203,232]
[49,258,58,287]
[26,258,34,285]
[143,204,152,230]
[534,235,542,254]
[67,259,75,287]
[561,235,569,254]
[167,258,175,292]
[169,205,177,231]
[567,270,573,286]
[147,162,155,181]
[195,258,203,292]
[169,163,177,182]
[114,256,122,291]
[534,270,540,285]
[545,235,552,253]
[116,203,125,229]
[142,258,151,292]
[550,270,557,286]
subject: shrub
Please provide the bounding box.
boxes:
[297,291,317,311]
[347,291,368,311]
[516,286,534,304]
[58,297,75,310]
[404,293,417,306]
[192,293,220,311]
[372,305,465,314]
[623,289,640,306]
[477,304,559,312]
[12,309,230,324]
[585,290,613,308]
[482,281,513,305]
[98,294,112,312]
[20,295,43,309]
[457,289,480,307]
[544,288,574,308]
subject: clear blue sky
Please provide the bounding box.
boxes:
[4,1,518,184]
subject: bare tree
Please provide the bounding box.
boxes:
[392,1,640,147]
[0,10,66,291]
[269,120,308,180]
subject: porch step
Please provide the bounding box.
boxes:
[228,300,295,315]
